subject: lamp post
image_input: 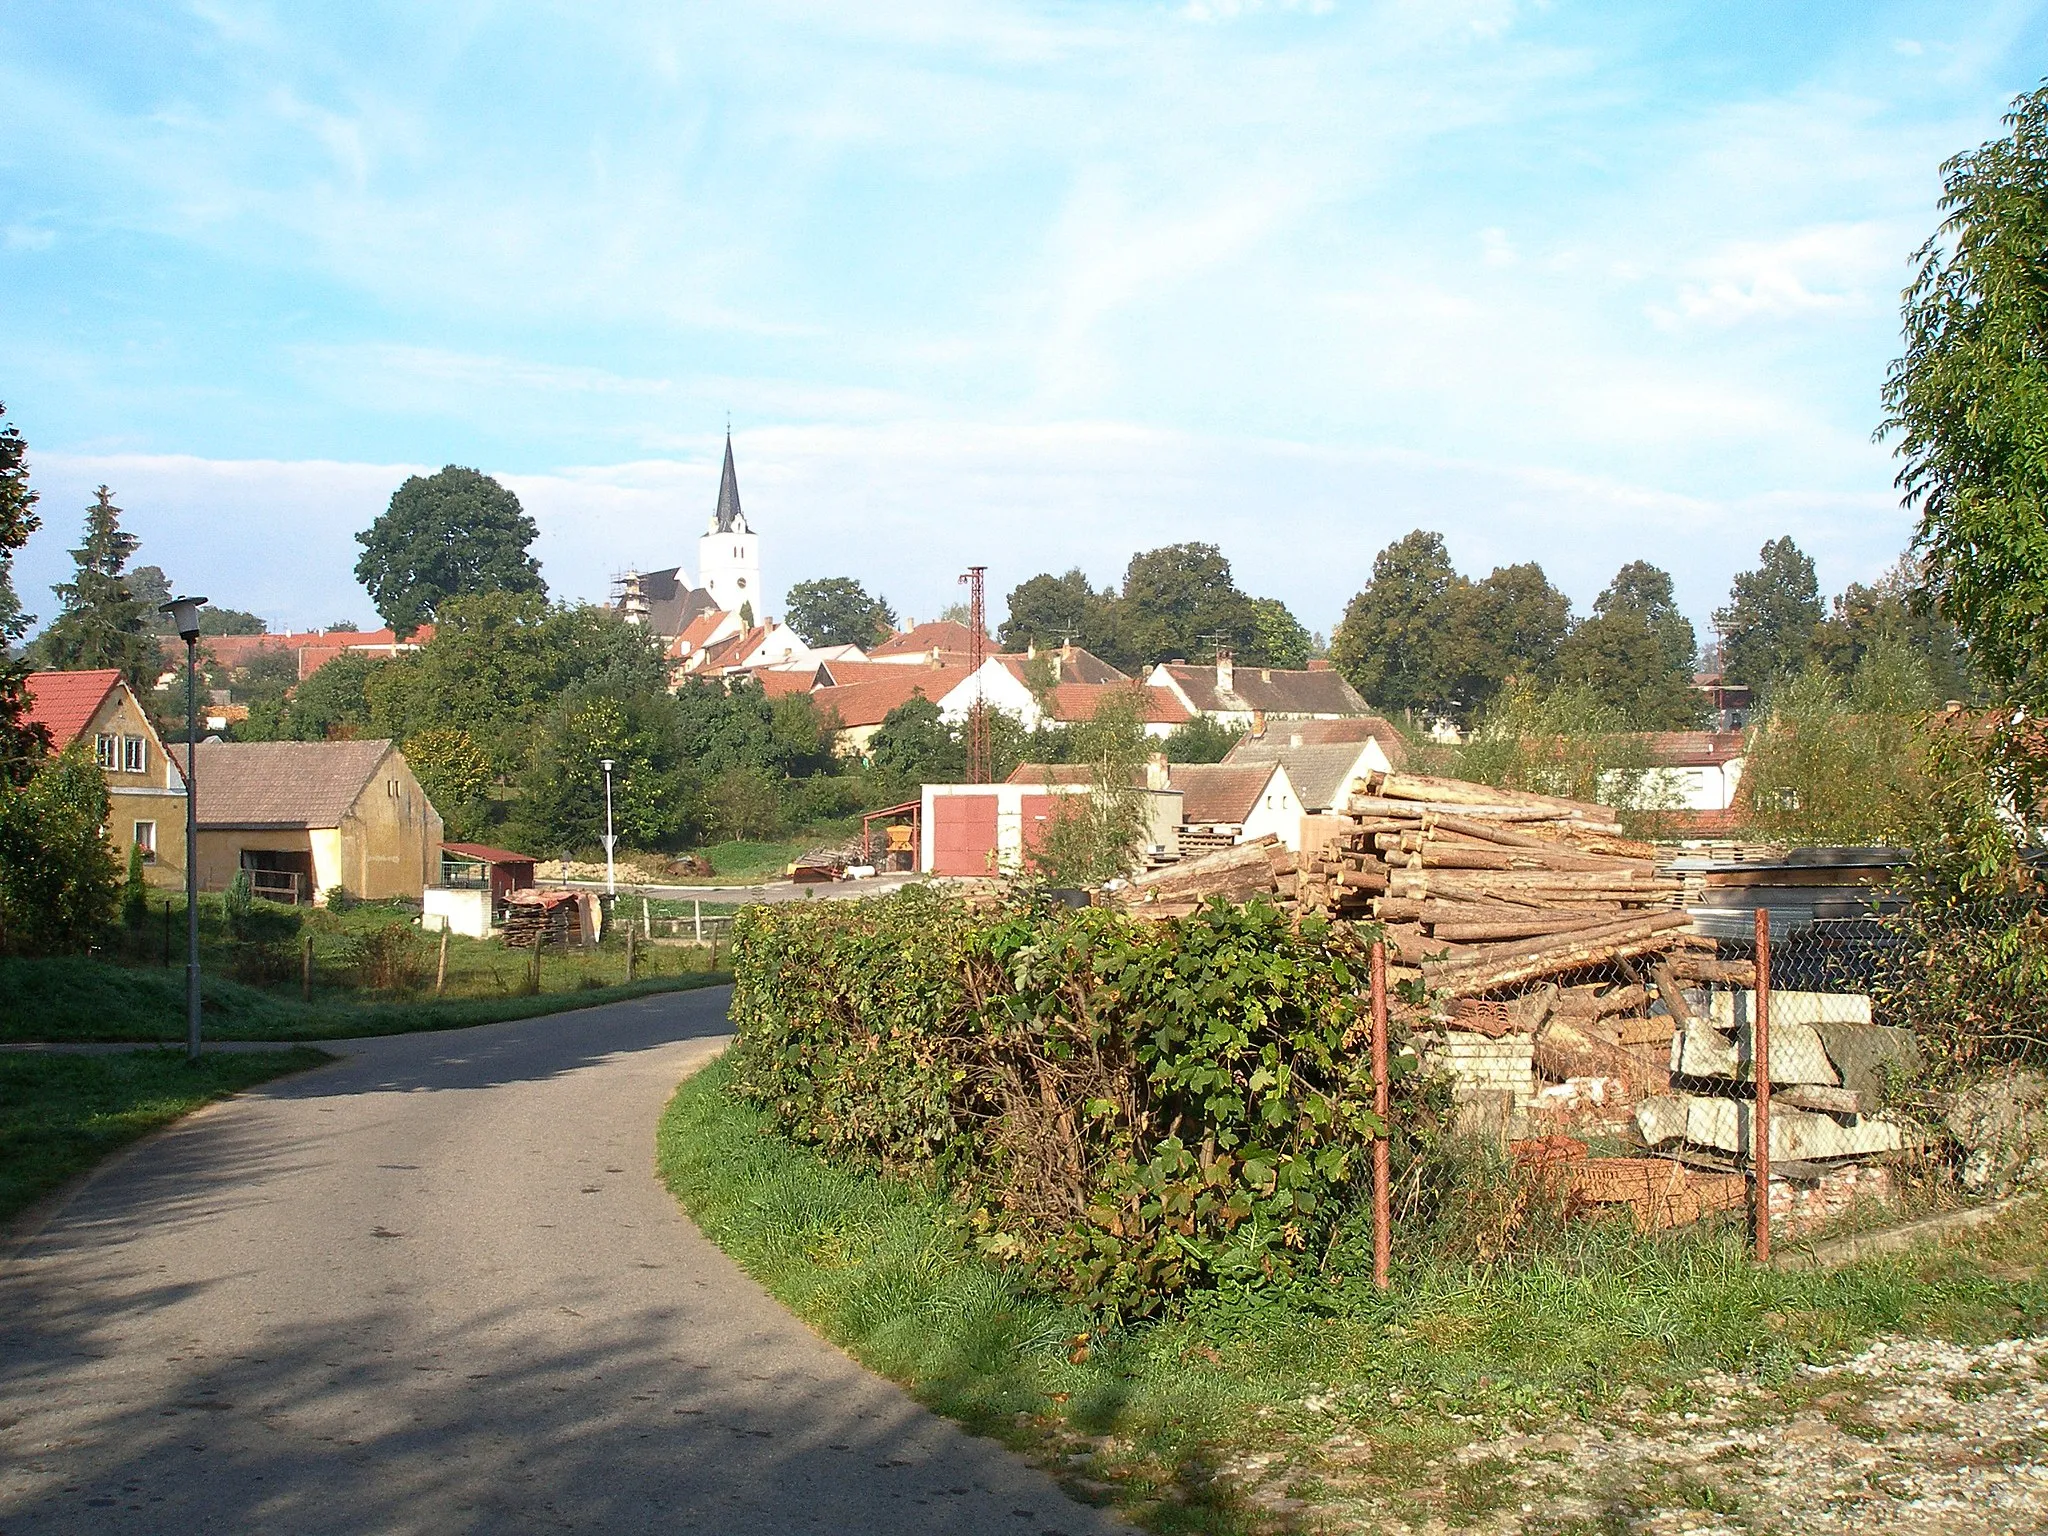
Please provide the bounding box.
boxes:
[160,595,208,1063]
[599,758,617,897]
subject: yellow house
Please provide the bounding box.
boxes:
[24,669,190,887]
[172,739,444,904]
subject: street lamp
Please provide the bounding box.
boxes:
[599,758,617,897]
[160,595,208,1063]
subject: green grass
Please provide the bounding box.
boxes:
[658,1056,2048,1534]
[0,1047,331,1226]
[0,954,731,1044]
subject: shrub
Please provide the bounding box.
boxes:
[122,843,149,929]
[726,886,1431,1315]
[0,748,120,955]
[345,922,426,993]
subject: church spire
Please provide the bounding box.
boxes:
[711,431,749,535]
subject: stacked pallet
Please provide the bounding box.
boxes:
[1291,772,1699,997]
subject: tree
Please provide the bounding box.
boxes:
[0,748,120,955]
[1246,596,1313,670]
[1118,542,1255,669]
[512,693,692,852]
[1880,82,2048,708]
[1439,562,1571,722]
[1554,561,1704,729]
[1330,531,1457,715]
[1162,715,1245,763]
[31,487,161,691]
[1714,536,1822,688]
[998,569,1121,659]
[0,401,47,785]
[403,727,496,840]
[285,652,383,740]
[1810,554,1975,701]
[784,577,895,649]
[354,466,545,635]
[1454,680,1672,825]
[866,695,963,791]
[1031,689,1152,885]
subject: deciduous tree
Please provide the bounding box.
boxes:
[784,577,896,649]
[1439,561,1571,722]
[1880,81,2048,709]
[354,466,545,635]
[0,401,47,785]
[1117,542,1256,670]
[0,748,120,955]
[998,568,1121,658]
[1714,536,1822,689]
[1330,530,1457,715]
[1554,561,1703,729]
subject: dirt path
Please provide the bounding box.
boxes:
[0,987,1130,1535]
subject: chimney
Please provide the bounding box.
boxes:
[1146,752,1170,791]
[1289,732,1303,748]
[1051,651,1063,684]
[1027,640,1038,660]
[1215,647,1234,694]
[1250,709,1266,738]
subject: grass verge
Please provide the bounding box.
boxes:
[0,956,731,1044]
[0,1047,331,1226]
[658,1056,2048,1535]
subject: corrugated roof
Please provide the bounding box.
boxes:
[1219,739,1373,812]
[1168,762,1280,825]
[22,670,122,752]
[171,739,395,828]
[442,841,536,865]
[1159,663,1371,718]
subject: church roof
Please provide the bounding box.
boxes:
[711,432,749,535]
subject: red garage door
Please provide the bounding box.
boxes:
[930,794,1000,876]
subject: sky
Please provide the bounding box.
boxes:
[2,0,2043,642]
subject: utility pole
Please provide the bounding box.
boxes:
[160,595,208,1063]
[959,566,991,784]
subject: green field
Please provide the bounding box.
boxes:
[1,1048,332,1226]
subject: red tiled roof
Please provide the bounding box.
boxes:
[754,668,825,699]
[22,670,122,751]
[812,673,958,729]
[1636,731,1747,767]
[1168,762,1280,826]
[996,647,1129,686]
[869,619,985,657]
[1044,682,1192,726]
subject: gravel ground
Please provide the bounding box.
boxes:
[1219,1334,2048,1534]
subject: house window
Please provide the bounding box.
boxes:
[123,735,146,773]
[95,733,118,770]
[133,821,156,864]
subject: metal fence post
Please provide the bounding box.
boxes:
[1753,907,1772,1264]
[1371,938,1391,1291]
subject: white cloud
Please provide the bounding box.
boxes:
[1653,222,1899,328]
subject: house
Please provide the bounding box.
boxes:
[200,626,433,685]
[1146,653,1372,728]
[1221,727,1406,815]
[23,668,189,887]
[867,619,984,666]
[812,666,975,755]
[1635,731,1747,813]
[424,842,537,937]
[1167,761,1303,853]
[171,738,443,903]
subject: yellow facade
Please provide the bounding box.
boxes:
[192,747,443,903]
[79,683,190,890]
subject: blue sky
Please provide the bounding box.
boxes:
[2,1,2043,640]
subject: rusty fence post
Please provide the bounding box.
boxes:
[1371,938,1391,1292]
[1753,907,1772,1264]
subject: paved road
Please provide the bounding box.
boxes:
[0,990,1130,1535]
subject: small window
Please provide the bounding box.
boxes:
[123,735,146,773]
[133,821,157,863]
[388,778,399,797]
[95,734,118,770]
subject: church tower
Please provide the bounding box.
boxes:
[697,431,762,623]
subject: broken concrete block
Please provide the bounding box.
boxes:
[1811,1023,1920,1103]
[1634,1092,1918,1161]
[1670,1017,1842,1086]
[1710,990,1873,1030]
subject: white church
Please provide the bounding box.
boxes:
[613,433,826,679]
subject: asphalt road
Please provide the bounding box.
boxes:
[0,989,1130,1535]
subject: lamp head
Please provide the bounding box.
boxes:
[159,595,209,644]
[599,758,615,773]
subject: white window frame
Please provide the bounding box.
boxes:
[95,733,118,770]
[122,735,146,773]
[133,820,157,863]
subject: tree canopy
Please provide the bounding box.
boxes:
[998,568,1122,657]
[0,401,46,784]
[354,466,545,635]
[1714,536,1822,688]
[31,487,160,692]
[1880,81,2048,709]
[1553,561,1704,729]
[784,577,895,649]
[1330,531,1459,716]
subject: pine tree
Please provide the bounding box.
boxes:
[33,487,161,691]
